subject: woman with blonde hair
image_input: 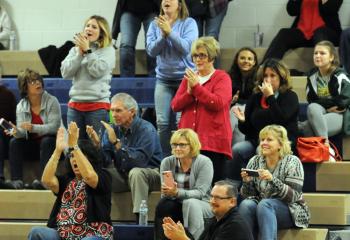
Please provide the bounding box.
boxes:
[61,15,115,139]
[239,125,310,240]
[299,40,350,142]
[154,128,213,240]
[146,0,198,157]
[172,36,232,183]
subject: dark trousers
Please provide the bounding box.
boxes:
[263,27,340,63]
[0,131,11,179]
[154,198,183,240]
[9,135,56,180]
[340,28,350,74]
[200,150,228,184]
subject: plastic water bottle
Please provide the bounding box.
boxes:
[9,31,16,50]
[139,200,148,226]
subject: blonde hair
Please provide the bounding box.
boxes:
[84,15,112,48]
[170,128,201,157]
[191,36,220,61]
[160,0,189,20]
[257,125,292,158]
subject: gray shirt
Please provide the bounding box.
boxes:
[160,154,213,201]
[15,91,61,138]
[61,45,116,103]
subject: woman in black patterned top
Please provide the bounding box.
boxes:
[28,122,113,240]
[238,125,310,240]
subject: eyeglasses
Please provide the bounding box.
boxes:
[171,143,189,149]
[192,53,208,60]
[27,79,41,85]
[210,194,232,201]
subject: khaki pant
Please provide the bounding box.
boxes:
[106,167,160,213]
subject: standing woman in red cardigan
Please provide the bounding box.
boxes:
[171,36,232,183]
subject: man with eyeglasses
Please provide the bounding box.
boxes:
[162,179,253,240]
[86,92,162,223]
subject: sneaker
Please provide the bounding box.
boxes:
[5,180,24,189]
[31,179,46,190]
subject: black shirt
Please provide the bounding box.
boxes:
[125,0,158,15]
[199,207,254,240]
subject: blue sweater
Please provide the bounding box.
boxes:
[146,17,198,81]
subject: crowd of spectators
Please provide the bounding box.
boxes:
[1,0,350,239]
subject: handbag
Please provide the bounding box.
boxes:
[297,137,342,163]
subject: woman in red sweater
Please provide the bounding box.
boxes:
[171,36,232,183]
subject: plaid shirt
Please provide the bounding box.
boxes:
[175,159,191,190]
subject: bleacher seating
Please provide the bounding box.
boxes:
[0,48,349,239]
[0,48,315,76]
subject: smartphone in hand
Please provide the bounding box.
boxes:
[162,171,175,188]
[241,168,260,177]
[0,118,13,132]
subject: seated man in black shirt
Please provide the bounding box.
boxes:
[162,180,254,240]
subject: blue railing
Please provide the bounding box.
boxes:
[2,77,157,111]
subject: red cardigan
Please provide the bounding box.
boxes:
[171,69,233,158]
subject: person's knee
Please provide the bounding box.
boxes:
[257,199,274,215]
[28,227,48,239]
[276,28,293,39]
[40,136,55,148]
[307,103,322,118]
[182,199,199,210]
[128,168,147,183]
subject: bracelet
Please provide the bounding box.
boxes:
[112,139,120,145]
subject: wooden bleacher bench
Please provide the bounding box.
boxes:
[0,48,315,77]
[1,190,341,240]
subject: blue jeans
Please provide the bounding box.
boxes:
[120,11,156,77]
[194,5,228,40]
[340,28,350,74]
[154,80,180,157]
[0,131,10,179]
[28,226,106,240]
[238,199,294,240]
[9,135,56,180]
[67,108,108,140]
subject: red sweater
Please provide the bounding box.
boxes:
[171,70,233,158]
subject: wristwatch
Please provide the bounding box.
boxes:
[83,49,92,55]
[68,145,79,153]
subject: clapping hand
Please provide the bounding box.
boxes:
[162,217,189,240]
[232,106,245,122]
[156,15,171,37]
[55,127,67,153]
[86,125,101,147]
[68,122,79,148]
[73,32,89,55]
[100,120,120,147]
[185,68,199,92]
